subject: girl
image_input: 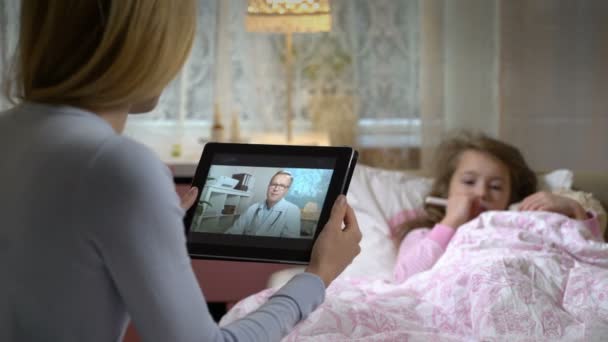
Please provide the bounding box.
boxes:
[0,1,361,341]
[393,132,601,283]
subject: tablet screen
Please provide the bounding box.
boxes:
[185,144,356,264]
[189,155,334,239]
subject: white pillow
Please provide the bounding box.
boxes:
[539,169,573,191]
[345,165,432,236]
[338,165,431,280]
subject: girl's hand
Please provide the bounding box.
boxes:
[440,194,484,228]
[180,187,199,211]
[519,191,587,220]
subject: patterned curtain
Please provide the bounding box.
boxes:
[0,0,19,109]
[0,0,421,168]
[133,0,420,167]
[226,0,420,143]
[134,0,421,157]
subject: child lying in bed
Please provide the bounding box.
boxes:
[392,132,601,283]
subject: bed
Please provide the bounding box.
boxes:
[220,164,608,341]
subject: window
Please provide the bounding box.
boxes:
[1,0,421,166]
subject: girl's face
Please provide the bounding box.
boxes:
[448,150,512,211]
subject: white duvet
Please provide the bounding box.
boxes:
[222,211,608,341]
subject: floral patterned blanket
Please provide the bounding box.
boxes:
[221,211,608,341]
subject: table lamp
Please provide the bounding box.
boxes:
[246,0,331,143]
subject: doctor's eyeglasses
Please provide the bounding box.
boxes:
[268,183,289,190]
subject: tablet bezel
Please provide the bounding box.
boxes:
[184,143,357,264]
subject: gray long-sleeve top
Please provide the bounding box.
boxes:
[0,103,324,341]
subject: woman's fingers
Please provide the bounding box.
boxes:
[343,204,362,241]
[327,195,347,226]
[180,187,198,210]
[306,196,361,287]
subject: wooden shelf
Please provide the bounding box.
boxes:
[192,184,253,233]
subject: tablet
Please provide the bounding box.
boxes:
[184,143,358,264]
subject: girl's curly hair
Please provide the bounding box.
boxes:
[395,131,537,241]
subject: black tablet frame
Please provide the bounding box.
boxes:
[184,143,358,264]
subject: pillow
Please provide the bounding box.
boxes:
[538,169,573,191]
[338,165,575,281]
[345,165,432,236]
[340,165,431,280]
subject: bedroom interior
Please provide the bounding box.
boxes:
[1,0,606,340]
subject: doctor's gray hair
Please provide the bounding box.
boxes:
[270,170,293,187]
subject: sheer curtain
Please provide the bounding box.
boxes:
[214,0,421,150]
[120,0,421,160]
[419,0,500,171]
[0,0,19,109]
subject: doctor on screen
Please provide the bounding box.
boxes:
[225,171,301,237]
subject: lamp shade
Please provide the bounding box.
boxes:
[246,0,331,33]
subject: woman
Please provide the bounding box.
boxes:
[0,1,361,341]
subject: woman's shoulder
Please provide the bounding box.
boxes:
[86,134,170,187]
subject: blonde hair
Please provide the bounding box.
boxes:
[396,131,537,240]
[12,0,196,110]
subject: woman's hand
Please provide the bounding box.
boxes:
[519,191,587,220]
[439,194,484,229]
[180,187,199,211]
[305,195,362,287]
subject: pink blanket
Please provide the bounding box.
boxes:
[221,212,608,341]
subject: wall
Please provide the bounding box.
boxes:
[499,0,608,171]
[422,0,608,172]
